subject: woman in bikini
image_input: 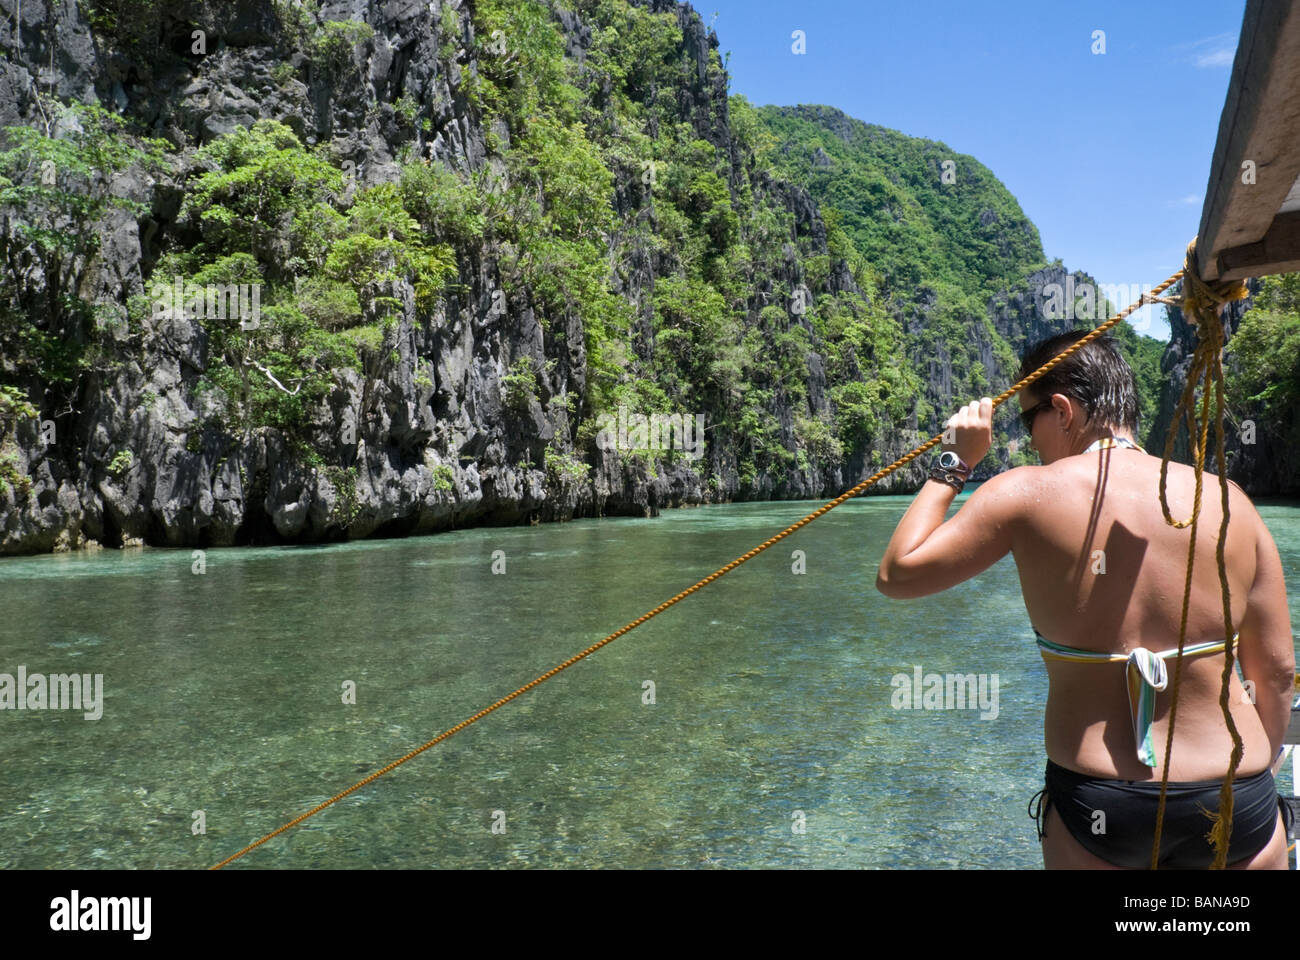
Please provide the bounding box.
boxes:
[876,329,1295,869]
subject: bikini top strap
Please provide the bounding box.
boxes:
[1083,435,1146,454]
[1032,628,1238,661]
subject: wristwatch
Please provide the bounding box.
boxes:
[929,450,971,493]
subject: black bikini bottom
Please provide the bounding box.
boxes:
[1029,759,1293,868]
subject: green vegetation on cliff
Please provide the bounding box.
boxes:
[159,117,457,438]
[470,0,918,483]
[1226,273,1300,455]
[754,104,1044,302]
[750,104,1168,449]
[0,102,168,397]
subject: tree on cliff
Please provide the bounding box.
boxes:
[0,99,168,399]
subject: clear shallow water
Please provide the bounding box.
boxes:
[1,494,1296,869]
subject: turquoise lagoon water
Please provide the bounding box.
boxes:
[1,493,1296,869]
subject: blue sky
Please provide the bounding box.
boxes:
[702,0,1247,341]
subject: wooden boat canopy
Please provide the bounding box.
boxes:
[1197,0,1300,281]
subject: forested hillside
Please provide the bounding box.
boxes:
[748,103,1168,461]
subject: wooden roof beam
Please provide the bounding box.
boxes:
[1216,208,1300,279]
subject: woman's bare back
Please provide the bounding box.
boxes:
[1009,445,1275,781]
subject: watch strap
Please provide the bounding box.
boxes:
[929,466,967,493]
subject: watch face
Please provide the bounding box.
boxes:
[938,451,960,469]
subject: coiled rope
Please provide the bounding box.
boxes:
[214,266,1204,870]
[1146,239,1249,870]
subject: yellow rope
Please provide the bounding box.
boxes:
[1147,239,1249,869]
[211,270,1182,870]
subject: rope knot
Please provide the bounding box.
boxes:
[1180,239,1249,341]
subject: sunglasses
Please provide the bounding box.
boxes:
[1019,399,1054,432]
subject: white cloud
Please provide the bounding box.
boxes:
[1176,32,1236,68]
[1195,46,1235,68]
[1180,194,1200,205]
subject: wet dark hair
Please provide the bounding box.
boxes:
[1015,331,1138,434]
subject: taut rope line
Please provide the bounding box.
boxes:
[212,269,1182,869]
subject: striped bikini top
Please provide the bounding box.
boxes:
[1034,631,1238,768]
